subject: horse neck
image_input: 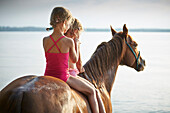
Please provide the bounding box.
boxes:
[84,37,126,95]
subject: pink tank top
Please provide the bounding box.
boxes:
[44,35,70,82]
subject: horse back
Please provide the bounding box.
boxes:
[0,75,91,113]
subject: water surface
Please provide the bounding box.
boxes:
[0,31,170,113]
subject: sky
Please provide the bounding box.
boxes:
[0,0,170,29]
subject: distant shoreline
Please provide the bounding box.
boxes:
[0,26,170,32]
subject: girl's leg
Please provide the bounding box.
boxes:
[77,76,106,113]
[66,76,99,113]
[96,90,106,113]
[76,76,95,88]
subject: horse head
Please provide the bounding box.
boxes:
[110,24,146,72]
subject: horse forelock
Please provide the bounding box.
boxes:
[84,35,125,87]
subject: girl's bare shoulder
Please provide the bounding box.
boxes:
[63,36,74,45]
[43,36,51,45]
[43,36,50,41]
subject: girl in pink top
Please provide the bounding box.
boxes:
[43,7,105,113]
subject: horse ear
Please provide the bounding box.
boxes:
[110,25,117,37]
[123,24,128,36]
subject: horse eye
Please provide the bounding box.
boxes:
[133,45,137,48]
[131,41,137,47]
[133,43,138,48]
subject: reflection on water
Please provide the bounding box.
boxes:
[0,31,170,113]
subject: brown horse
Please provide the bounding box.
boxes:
[0,24,145,113]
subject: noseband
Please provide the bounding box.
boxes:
[125,41,140,70]
[114,35,140,70]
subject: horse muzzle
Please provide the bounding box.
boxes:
[136,59,146,72]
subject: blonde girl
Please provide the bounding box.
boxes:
[43,7,105,113]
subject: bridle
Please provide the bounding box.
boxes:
[125,40,140,70]
[114,34,141,70]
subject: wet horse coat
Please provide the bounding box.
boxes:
[0,25,145,113]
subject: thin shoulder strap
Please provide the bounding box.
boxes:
[55,35,65,43]
[47,35,65,53]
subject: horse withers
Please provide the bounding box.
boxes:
[0,24,145,113]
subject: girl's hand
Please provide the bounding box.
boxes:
[74,38,81,45]
[73,30,80,39]
[79,67,85,73]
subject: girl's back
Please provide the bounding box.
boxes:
[43,35,74,82]
[43,35,71,54]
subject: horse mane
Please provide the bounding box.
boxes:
[84,35,125,86]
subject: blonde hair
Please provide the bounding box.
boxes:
[50,7,73,28]
[69,18,83,33]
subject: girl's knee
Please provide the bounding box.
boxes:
[95,89,100,94]
[88,87,96,96]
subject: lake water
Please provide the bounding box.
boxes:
[0,31,170,113]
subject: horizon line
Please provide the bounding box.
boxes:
[0,26,170,32]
